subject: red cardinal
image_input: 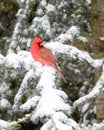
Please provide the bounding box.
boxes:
[30,36,67,83]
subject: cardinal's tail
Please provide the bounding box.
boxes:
[53,65,67,83]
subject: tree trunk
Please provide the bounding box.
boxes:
[92,0,104,122]
[92,0,104,37]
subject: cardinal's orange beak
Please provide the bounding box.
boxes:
[40,42,44,47]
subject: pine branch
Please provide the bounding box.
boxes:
[73,63,104,107]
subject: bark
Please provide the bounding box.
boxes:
[92,0,104,122]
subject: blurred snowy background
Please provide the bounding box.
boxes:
[0,0,104,130]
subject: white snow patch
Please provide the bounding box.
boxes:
[57,26,80,43]
[0,119,10,130]
[36,66,56,91]
[0,98,11,110]
[5,53,21,69]
[99,36,104,41]
[20,0,25,3]
[57,34,73,43]
[17,51,34,70]
[41,112,81,130]
[81,121,104,130]
[73,64,104,107]
[46,4,55,12]
[77,36,88,43]
[31,66,71,123]
[37,8,43,16]
[20,96,40,112]
[13,68,40,111]
[86,0,91,5]
[31,15,52,36]
[66,26,80,36]
[46,42,103,68]
[82,103,90,113]
[0,54,5,65]
[1,49,43,74]
[41,0,47,7]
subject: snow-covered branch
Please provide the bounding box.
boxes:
[0,51,33,76]
[1,0,104,129]
[46,42,103,68]
[73,63,104,107]
[0,119,10,130]
[81,121,104,130]
[0,41,104,129]
[8,0,37,54]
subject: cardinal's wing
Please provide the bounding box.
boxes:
[40,47,56,64]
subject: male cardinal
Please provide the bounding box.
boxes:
[30,36,67,83]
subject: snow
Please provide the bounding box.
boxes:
[0,54,5,65]
[81,121,104,130]
[57,34,72,43]
[1,41,104,109]
[0,98,11,110]
[41,112,80,130]
[51,113,80,130]
[34,88,69,115]
[82,103,90,113]
[20,96,40,112]
[99,36,104,41]
[0,119,10,130]
[31,66,71,123]
[1,40,104,121]
[31,15,52,36]
[46,42,103,68]
[41,0,47,7]
[73,64,104,107]
[18,0,25,3]
[37,8,44,16]
[86,0,91,5]
[46,4,55,12]
[17,51,34,70]
[66,26,80,37]
[13,68,37,112]
[6,50,34,71]
[5,53,21,69]
[1,0,104,129]
[1,30,104,130]
[77,36,88,43]
[57,26,80,43]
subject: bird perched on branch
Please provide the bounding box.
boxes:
[30,36,67,83]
